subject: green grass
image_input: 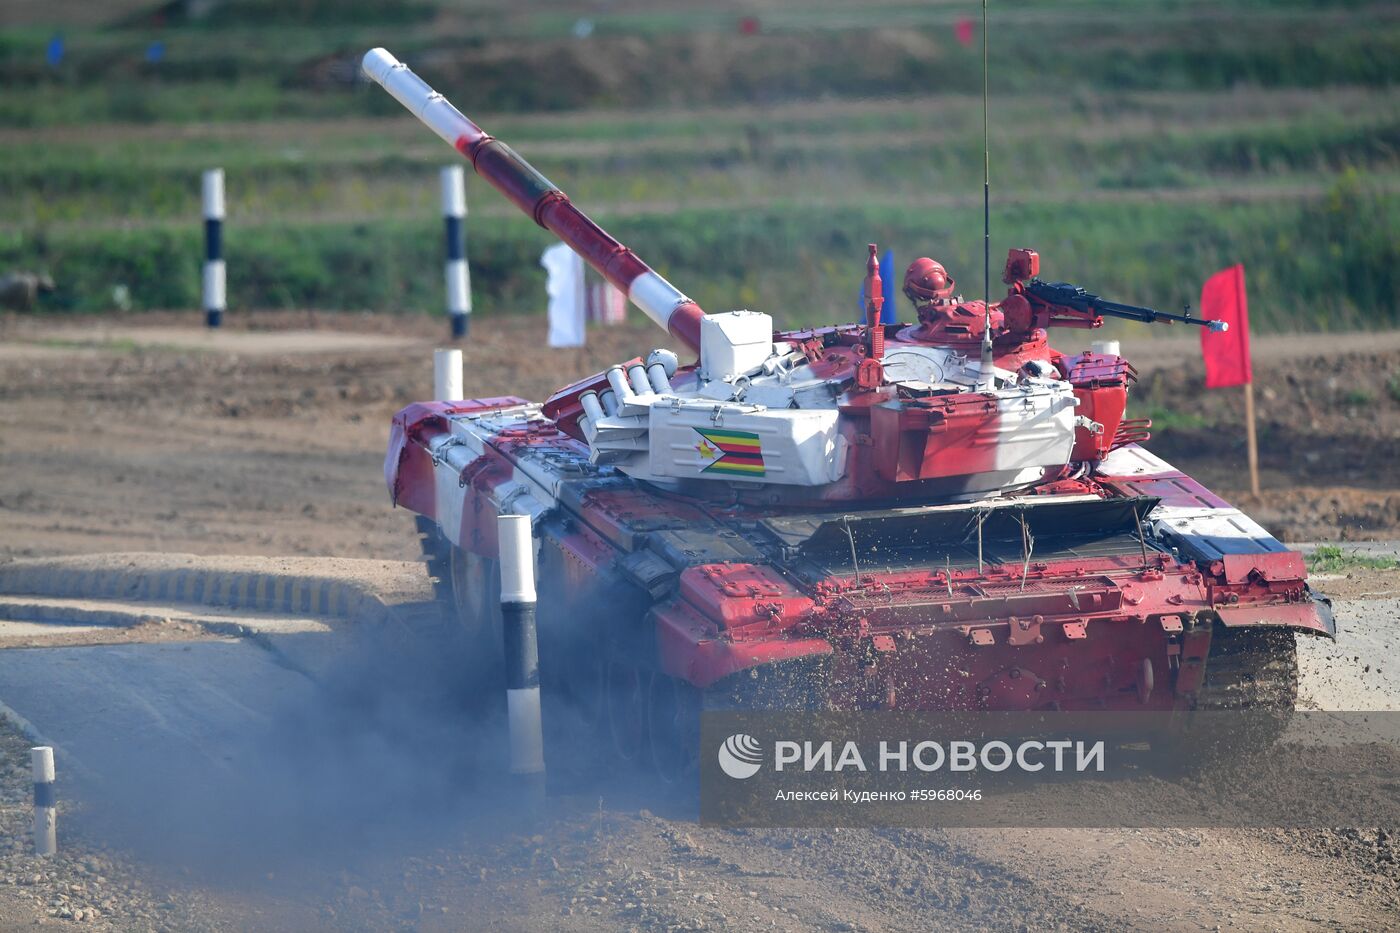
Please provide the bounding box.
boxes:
[1342,389,1374,406]
[7,101,1396,224]
[3,4,1398,125]
[1306,545,1398,574]
[6,181,1396,327]
[1131,404,1211,433]
[2,0,1397,326]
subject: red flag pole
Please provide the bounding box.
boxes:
[1235,268,1259,497]
[1244,381,1259,496]
[1201,264,1258,497]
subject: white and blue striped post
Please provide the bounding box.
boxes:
[202,169,226,328]
[31,746,55,856]
[498,514,545,811]
[442,165,471,339]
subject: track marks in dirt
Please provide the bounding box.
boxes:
[445,811,1114,932]
[942,826,1400,931]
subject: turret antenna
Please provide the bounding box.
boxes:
[977,0,995,392]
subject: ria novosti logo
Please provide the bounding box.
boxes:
[716,735,1109,778]
[717,733,764,779]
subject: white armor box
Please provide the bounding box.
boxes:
[646,399,845,486]
[700,311,773,382]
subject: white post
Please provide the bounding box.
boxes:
[498,514,545,811]
[542,242,586,348]
[202,169,226,328]
[31,746,55,856]
[433,348,463,401]
[442,166,471,339]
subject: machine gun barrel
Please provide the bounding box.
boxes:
[361,48,706,353]
[1027,280,1227,332]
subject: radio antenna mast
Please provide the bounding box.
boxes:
[977,0,996,392]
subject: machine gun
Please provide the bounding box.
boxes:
[1026,280,1227,332]
[1001,247,1226,333]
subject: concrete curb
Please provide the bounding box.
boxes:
[0,597,170,629]
[0,554,430,626]
[0,595,333,637]
[0,555,441,787]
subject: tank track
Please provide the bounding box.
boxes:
[414,515,454,604]
[1196,621,1299,713]
[1181,621,1298,762]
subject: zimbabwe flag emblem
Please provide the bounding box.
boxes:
[692,428,765,477]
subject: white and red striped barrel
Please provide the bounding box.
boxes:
[362,48,704,353]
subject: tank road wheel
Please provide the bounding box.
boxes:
[558,640,606,737]
[647,672,701,785]
[605,659,648,763]
[539,614,607,780]
[449,545,500,641]
[533,556,607,745]
[448,545,505,710]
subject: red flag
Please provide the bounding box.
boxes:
[1200,264,1251,388]
[955,17,975,47]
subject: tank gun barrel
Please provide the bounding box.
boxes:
[361,48,705,353]
[1026,280,1227,332]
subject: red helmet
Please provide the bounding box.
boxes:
[903,257,956,302]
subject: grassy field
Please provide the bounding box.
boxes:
[2,0,1397,328]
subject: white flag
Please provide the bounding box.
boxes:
[542,242,586,348]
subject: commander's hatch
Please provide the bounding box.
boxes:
[759,495,1162,581]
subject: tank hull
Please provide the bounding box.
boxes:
[391,397,1332,732]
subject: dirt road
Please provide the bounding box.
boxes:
[3,312,1398,562]
[0,312,657,562]
[1,312,1398,931]
[0,567,1396,933]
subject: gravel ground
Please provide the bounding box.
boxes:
[1,736,1397,931]
[1,313,1398,930]
[0,727,208,930]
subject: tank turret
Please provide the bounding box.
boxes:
[363,48,1234,505]
[362,50,863,496]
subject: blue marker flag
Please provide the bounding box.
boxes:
[880,249,896,323]
[46,34,65,68]
[858,249,899,324]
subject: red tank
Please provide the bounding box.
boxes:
[365,49,1331,778]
